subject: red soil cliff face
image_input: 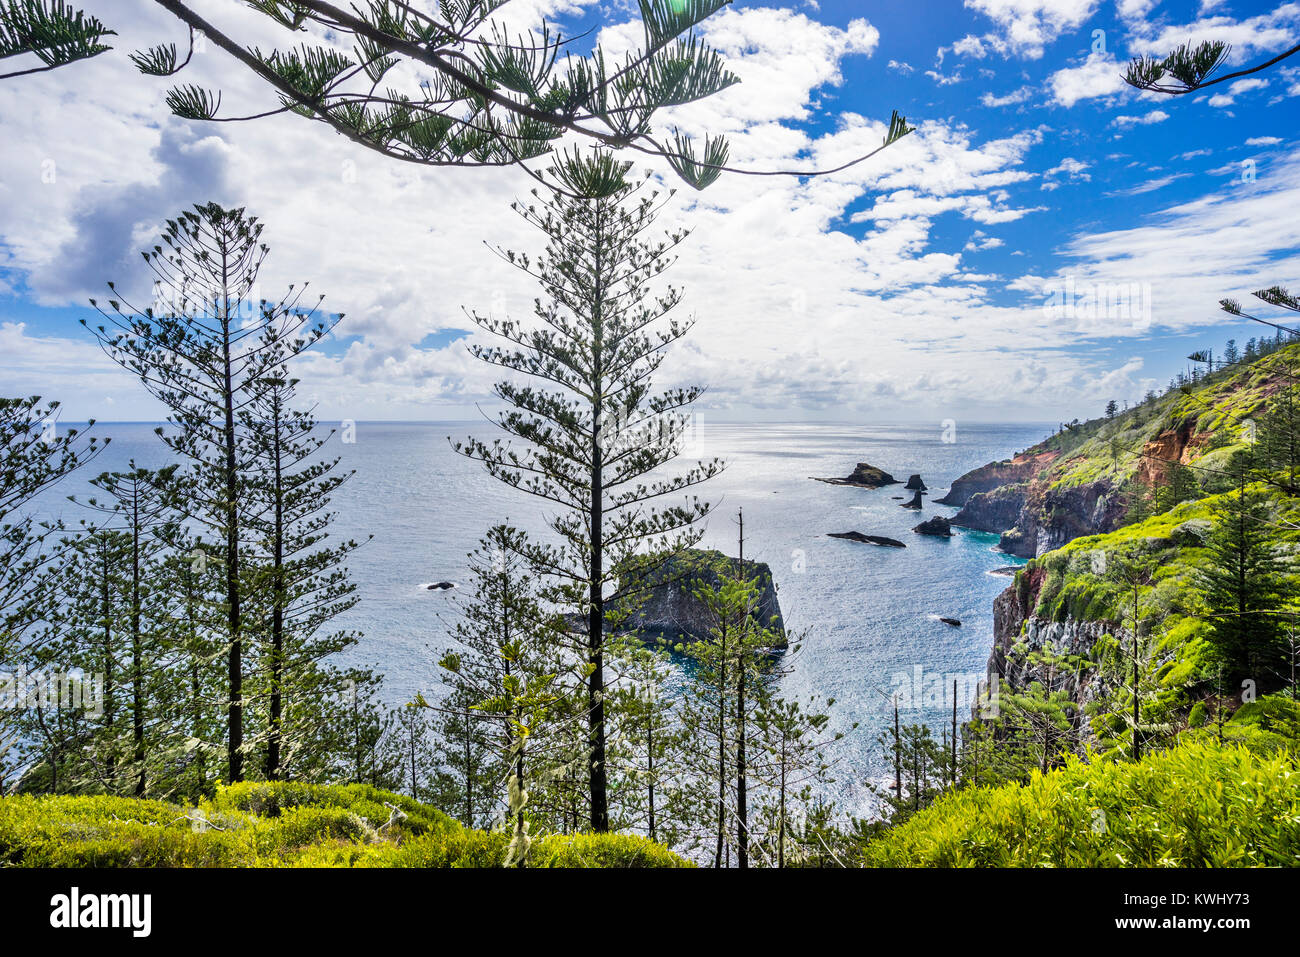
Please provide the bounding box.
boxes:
[1135,420,1198,488]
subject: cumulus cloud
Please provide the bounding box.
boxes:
[1111,110,1169,127]
[962,0,1100,59]
[3,0,1299,423]
[1041,156,1091,190]
[980,85,1033,107]
[1208,78,1269,108]
[1126,3,1300,65]
[1048,51,1127,107]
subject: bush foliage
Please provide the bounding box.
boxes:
[859,740,1300,867]
[0,781,690,868]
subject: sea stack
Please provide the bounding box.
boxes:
[905,474,928,490]
[913,516,952,537]
[814,463,899,488]
[901,488,925,509]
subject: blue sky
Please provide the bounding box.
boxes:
[1,0,1298,422]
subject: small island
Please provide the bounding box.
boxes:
[828,531,906,548]
[814,462,899,488]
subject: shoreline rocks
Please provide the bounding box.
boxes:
[828,531,906,548]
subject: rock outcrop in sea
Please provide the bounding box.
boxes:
[828,531,906,547]
[814,463,899,488]
[912,516,952,537]
[615,549,786,648]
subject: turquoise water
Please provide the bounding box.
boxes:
[28,419,1047,815]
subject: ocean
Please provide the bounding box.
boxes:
[27,419,1050,816]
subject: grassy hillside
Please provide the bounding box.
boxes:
[0,782,690,868]
[860,738,1300,867]
[1019,342,1296,492]
[999,479,1300,720]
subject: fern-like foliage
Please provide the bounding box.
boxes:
[164,84,221,121]
[1256,286,1300,313]
[664,130,729,191]
[1124,37,1299,95]
[94,0,907,185]
[0,0,113,78]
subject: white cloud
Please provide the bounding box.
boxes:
[1111,109,1169,127]
[1208,78,1269,108]
[1049,51,1127,107]
[951,34,991,58]
[1245,136,1284,146]
[926,68,966,86]
[1127,4,1300,65]
[964,0,1100,59]
[1040,153,1300,340]
[1116,0,1158,23]
[1041,156,1091,190]
[1106,173,1192,196]
[981,85,1033,107]
[964,230,1005,251]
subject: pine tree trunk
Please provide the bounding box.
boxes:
[221,308,244,784]
[736,513,748,869]
[101,556,116,788]
[951,679,957,786]
[586,200,609,833]
[893,699,901,800]
[463,713,473,826]
[267,400,285,781]
[130,490,146,796]
[715,618,727,868]
[647,722,656,844]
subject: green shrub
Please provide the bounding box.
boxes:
[531,833,693,868]
[0,781,688,868]
[859,740,1300,867]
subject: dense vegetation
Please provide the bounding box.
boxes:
[859,738,1300,867]
[0,177,843,868]
[0,781,688,868]
[836,325,1300,865]
[1,1,1297,871]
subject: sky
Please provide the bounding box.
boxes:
[1,0,1298,424]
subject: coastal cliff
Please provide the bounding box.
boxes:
[964,346,1300,714]
[941,356,1291,558]
[986,565,1110,707]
